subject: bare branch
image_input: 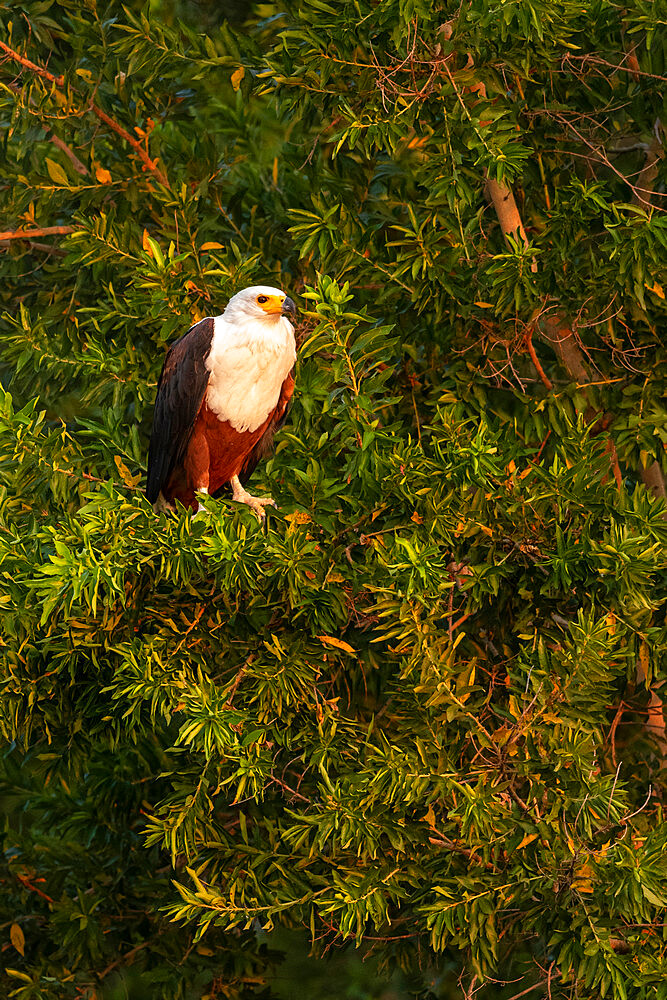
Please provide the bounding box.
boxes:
[0,225,74,241]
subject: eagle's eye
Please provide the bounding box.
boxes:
[257,295,268,304]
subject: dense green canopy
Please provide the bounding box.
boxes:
[0,1,666,997]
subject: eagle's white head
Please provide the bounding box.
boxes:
[223,285,297,325]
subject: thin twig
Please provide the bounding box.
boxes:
[98,942,149,980]
[91,104,169,187]
[0,39,64,85]
[269,774,311,804]
[47,132,89,175]
[524,328,553,390]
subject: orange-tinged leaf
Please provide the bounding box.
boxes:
[411,511,423,524]
[231,66,245,91]
[200,241,224,251]
[422,804,437,829]
[284,511,311,525]
[142,228,152,255]
[517,832,539,849]
[114,455,141,488]
[645,281,665,299]
[317,635,355,654]
[10,923,25,956]
[572,863,595,893]
[95,165,112,184]
[474,301,494,308]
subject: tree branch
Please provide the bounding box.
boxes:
[0,40,169,187]
[0,226,74,241]
[0,39,64,86]
[91,104,169,187]
[524,327,554,390]
[640,460,667,502]
[6,80,90,176]
[542,317,590,382]
[485,177,538,274]
[47,132,89,176]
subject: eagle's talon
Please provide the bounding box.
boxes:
[231,482,276,522]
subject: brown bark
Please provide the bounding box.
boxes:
[481,60,667,764]
[484,178,538,274]
[640,461,667,502]
[0,226,74,241]
[645,689,667,756]
[542,317,590,382]
[524,328,553,391]
[47,133,89,177]
[0,39,64,85]
[626,103,667,755]
[436,37,538,277]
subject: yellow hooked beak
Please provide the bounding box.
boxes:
[256,293,297,317]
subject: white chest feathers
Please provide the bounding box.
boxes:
[204,314,296,433]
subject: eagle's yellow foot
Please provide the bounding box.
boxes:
[230,475,276,522]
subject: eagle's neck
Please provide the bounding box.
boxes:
[204,313,296,433]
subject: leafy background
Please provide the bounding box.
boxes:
[0,0,666,997]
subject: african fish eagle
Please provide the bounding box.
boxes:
[146,285,297,519]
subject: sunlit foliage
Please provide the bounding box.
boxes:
[0,0,666,997]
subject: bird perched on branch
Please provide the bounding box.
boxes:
[146,285,297,520]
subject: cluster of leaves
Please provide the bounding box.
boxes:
[0,0,666,998]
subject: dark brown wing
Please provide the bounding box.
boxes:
[146,317,214,503]
[212,369,295,495]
